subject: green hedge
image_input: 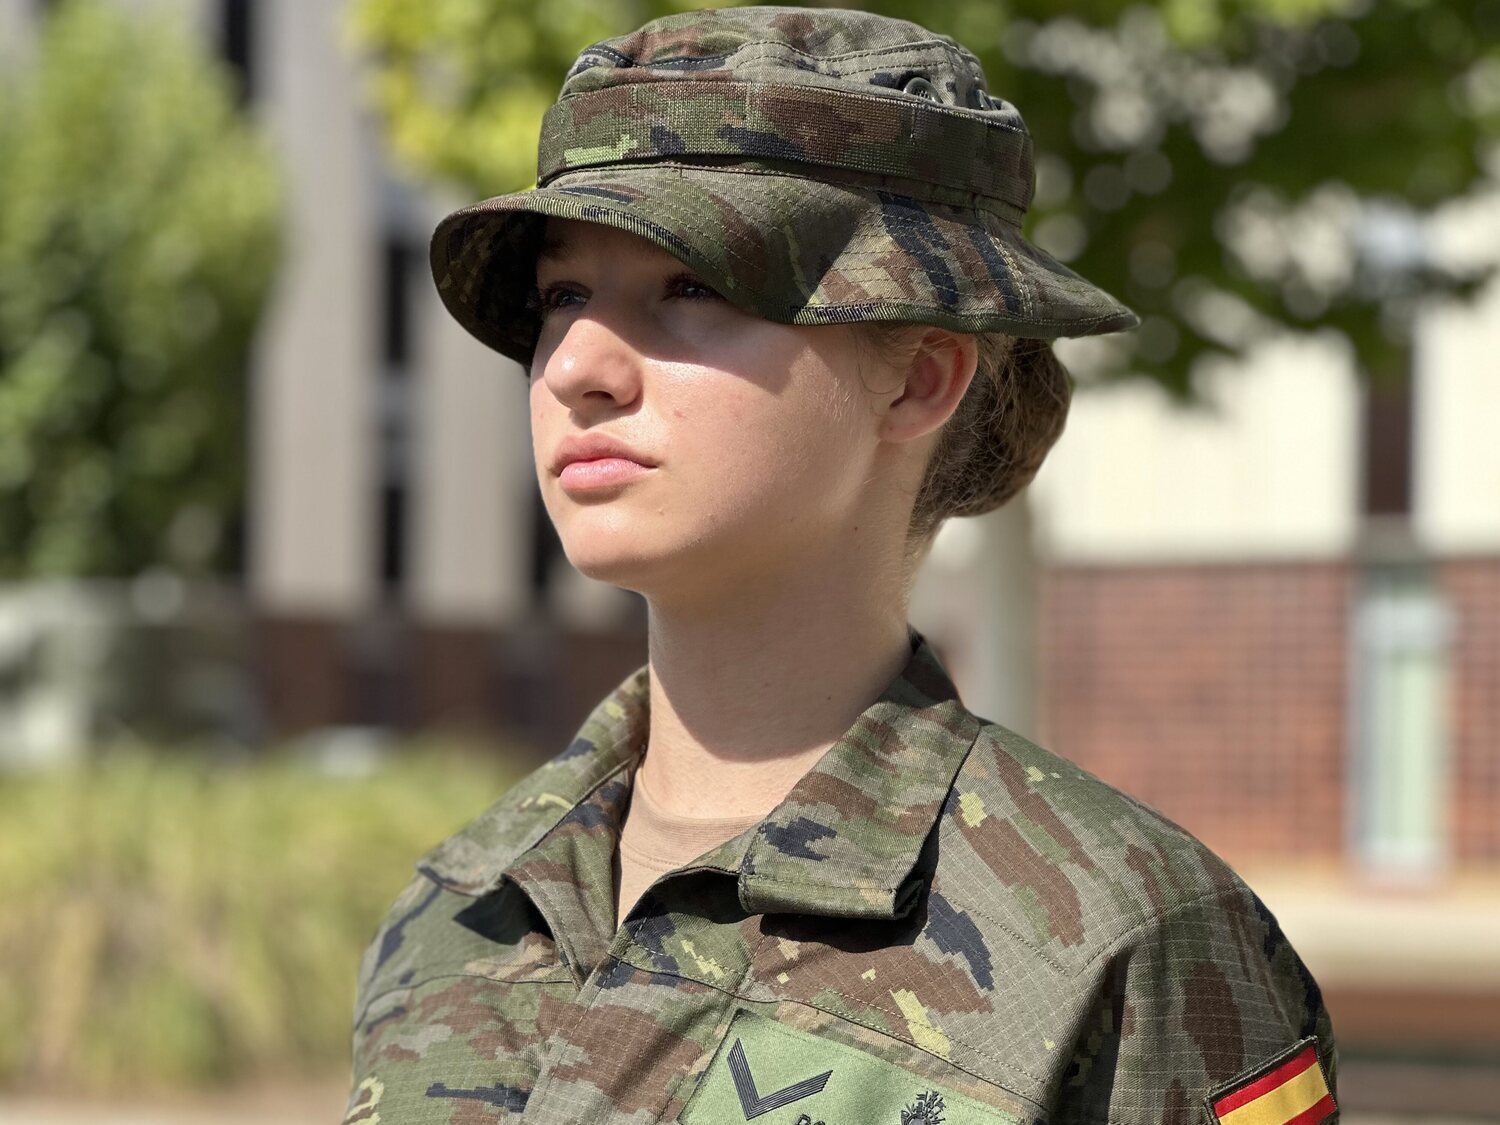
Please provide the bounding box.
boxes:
[0,741,522,1094]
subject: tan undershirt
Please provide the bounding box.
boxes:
[614,764,764,927]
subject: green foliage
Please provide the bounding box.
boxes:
[0,0,284,578]
[341,0,1499,401]
[0,741,522,1093]
[984,0,1500,394]
[341,0,628,194]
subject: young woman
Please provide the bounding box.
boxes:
[343,8,1341,1125]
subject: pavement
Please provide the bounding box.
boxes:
[0,1081,350,1124]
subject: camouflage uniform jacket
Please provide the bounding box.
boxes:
[343,625,1340,1125]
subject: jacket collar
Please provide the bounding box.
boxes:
[416,623,983,920]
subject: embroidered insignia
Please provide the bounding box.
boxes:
[680,1008,1021,1124]
[902,1090,947,1123]
[1205,1036,1338,1125]
[727,1036,834,1119]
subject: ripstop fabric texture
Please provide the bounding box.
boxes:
[428,6,1142,370]
[342,624,1340,1125]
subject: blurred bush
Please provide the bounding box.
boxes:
[0,741,521,1093]
[0,0,283,579]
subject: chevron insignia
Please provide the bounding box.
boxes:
[727,1036,833,1119]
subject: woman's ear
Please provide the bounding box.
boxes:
[880,329,978,445]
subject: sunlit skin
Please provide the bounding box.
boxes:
[529,215,978,818]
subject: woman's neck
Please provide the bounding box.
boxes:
[634,608,916,820]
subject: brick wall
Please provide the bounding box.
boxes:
[1440,557,1500,865]
[1039,556,1500,872]
[1037,561,1353,869]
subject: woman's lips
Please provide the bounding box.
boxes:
[558,457,655,491]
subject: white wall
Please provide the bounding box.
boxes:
[1415,189,1500,555]
[408,189,535,626]
[0,0,32,66]
[1029,334,1361,564]
[247,0,380,614]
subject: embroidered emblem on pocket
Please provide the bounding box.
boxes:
[727,1035,833,1118]
[903,1090,947,1123]
[680,1008,1029,1124]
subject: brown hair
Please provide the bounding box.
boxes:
[851,323,1074,579]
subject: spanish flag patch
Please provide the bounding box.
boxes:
[1205,1036,1338,1125]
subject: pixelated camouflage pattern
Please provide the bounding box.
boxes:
[428,6,1140,371]
[343,624,1340,1124]
[538,80,1032,210]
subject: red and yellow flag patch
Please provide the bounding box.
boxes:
[1205,1036,1338,1125]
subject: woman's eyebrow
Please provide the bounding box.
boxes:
[536,235,574,265]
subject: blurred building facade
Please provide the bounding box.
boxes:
[3,0,611,756]
[4,0,1498,1098]
[5,0,1496,872]
[1030,317,1500,879]
[1025,312,1500,1089]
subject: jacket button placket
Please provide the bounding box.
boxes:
[517,876,747,1124]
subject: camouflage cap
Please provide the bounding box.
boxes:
[429,5,1141,370]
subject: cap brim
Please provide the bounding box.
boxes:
[430,164,1139,369]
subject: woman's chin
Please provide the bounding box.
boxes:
[561,538,669,590]
[563,535,736,604]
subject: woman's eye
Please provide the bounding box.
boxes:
[530,283,577,313]
[528,272,723,315]
[668,272,724,301]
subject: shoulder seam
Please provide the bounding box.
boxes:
[1077,882,1254,976]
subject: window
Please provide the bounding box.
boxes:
[221,0,252,104]
[1350,563,1456,877]
[377,235,417,594]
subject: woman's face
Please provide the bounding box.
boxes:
[529,216,914,606]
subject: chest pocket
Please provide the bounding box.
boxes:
[355,874,569,1018]
[346,874,576,1123]
[678,1007,1042,1125]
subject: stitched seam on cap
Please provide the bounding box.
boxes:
[547,158,1030,220]
[616,36,964,69]
[445,193,1126,331]
[988,231,1035,318]
[556,78,1028,136]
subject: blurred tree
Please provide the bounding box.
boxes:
[0,0,284,579]
[341,0,1498,400]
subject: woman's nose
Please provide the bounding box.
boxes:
[537,304,647,405]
